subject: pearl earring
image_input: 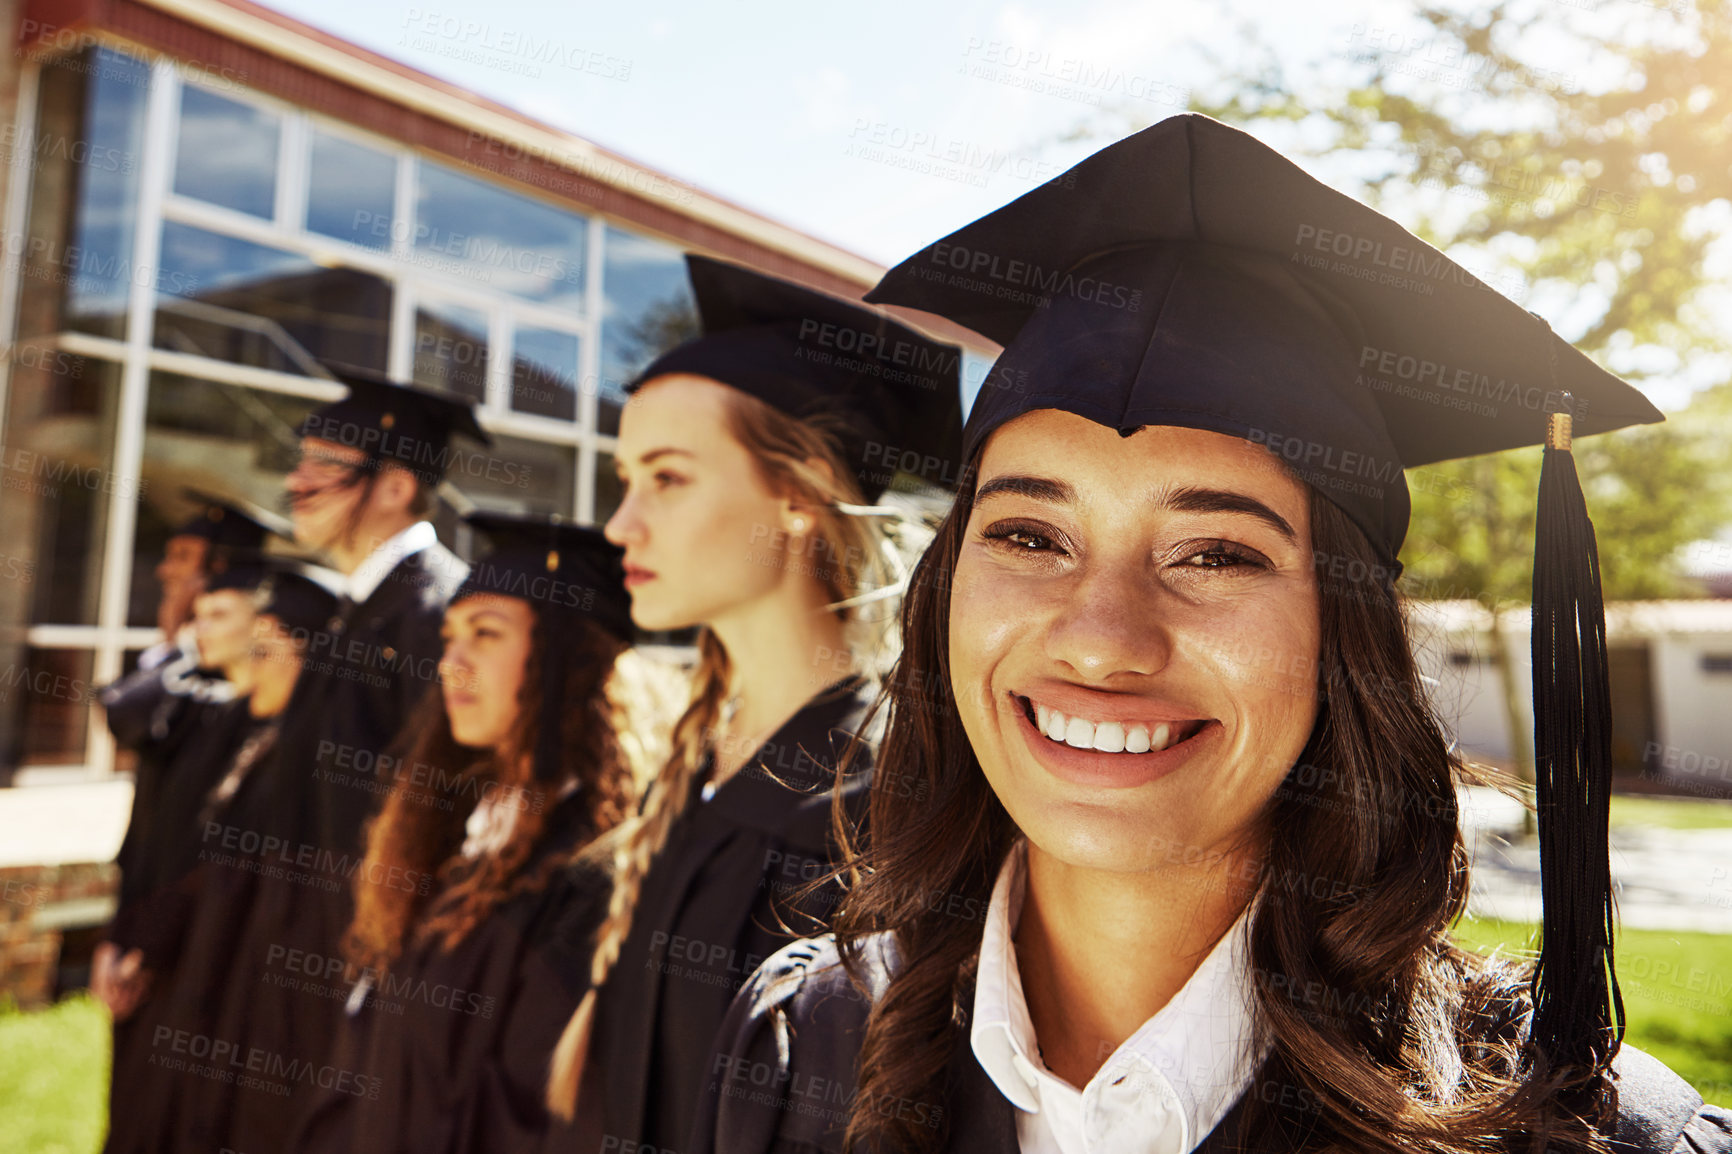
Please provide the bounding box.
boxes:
[790,516,808,533]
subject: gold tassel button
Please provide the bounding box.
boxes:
[1546,411,1573,452]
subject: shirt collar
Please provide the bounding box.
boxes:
[970,840,1267,1154]
[346,520,436,604]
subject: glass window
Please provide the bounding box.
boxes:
[306,130,396,251]
[173,85,280,219]
[18,48,150,341]
[0,648,98,772]
[0,354,123,628]
[413,300,489,404]
[414,161,586,307]
[154,222,392,373]
[439,432,575,519]
[510,326,579,421]
[593,449,623,524]
[129,372,316,626]
[599,225,697,435]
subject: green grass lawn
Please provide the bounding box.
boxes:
[1609,794,1732,831]
[3,923,1727,1148]
[1454,917,1732,1107]
[0,994,108,1154]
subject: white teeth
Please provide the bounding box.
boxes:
[1064,716,1094,749]
[1027,697,1190,755]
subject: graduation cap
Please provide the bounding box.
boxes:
[299,362,492,487]
[867,114,1650,1091]
[201,555,343,637]
[455,511,632,782]
[628,255,966,499]
[173,488,291,557]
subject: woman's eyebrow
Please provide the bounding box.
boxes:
[1160,485,1296,542]
[974,474,1074,504]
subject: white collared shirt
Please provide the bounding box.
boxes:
[970,841,1266,1154]
[346,520,437,605]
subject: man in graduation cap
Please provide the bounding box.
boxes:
[184,368,485,1154]
[274,364,484,854]
[98,489,292,752]
[693,115,1729,1154]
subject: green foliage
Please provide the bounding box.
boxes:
[1175,0,1732,604]
[0,993,109,1153]
[1454,917,1732,1106]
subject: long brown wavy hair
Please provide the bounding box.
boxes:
[544,384,894,1118]
[828,469,1613,1154]
[344,610,636,978]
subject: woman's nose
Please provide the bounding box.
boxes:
[1041,560,1174,681]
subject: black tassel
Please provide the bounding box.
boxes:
[1528,397,1625,1085]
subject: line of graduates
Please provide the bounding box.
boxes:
[94,114,1732,1154]
[96,253,961,1154]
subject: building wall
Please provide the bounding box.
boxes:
[1648,631,1732,792]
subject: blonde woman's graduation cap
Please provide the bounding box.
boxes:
[630,255,966,499]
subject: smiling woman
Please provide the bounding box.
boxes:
[690,114,1730,1154]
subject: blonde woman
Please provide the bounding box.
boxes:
[545,256,961,1148]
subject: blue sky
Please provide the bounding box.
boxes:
[266,0,1725,410]
[269,0,1413,265]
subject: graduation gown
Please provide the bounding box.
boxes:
[693,934,1732,1154]
[103,703,285,1154]
[102,644,232,930]
[286,791,614,1154]
[177,543,466,1154]
[578,676,876,1151]
[102,696,268,1154]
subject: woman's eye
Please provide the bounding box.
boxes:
[653,470,685,490]
[1174,542,1266,570]
[982,521,1061,553]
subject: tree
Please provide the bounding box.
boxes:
[1094,0,1732,802]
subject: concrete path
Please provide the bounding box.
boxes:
[1462,787,1732,933]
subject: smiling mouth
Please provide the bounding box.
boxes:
[1014,693,1209,754]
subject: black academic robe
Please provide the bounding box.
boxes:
[102,703,284,1154]
[102,696,267,1154]
[694,934,1732,1154]
[173,543,466,1154]
[286,792,613,1154]
[102,645,231,932]
[577,676,877,1151]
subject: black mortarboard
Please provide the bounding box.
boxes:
[455,511,632,782]
[867,114,1661,561]
[201,556,343,638]
[869,114,1648,1093]
[257,561,344,637]
[628,255,965,499]
[300,362,492,486]
[174,488,291,553]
